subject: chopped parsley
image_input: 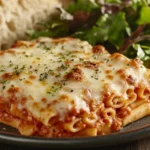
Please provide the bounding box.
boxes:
[0,80,7,84]
[47,80,66,96]
[39,72,48,81]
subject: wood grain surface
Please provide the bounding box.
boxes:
[1,137,150,150]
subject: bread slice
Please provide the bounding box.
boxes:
[0,0,71,49]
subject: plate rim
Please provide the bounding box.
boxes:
[0,124,150,148]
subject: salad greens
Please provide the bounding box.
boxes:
[28,0,150,68]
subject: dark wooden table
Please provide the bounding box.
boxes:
[1,137,150,150]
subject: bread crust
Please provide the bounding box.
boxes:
[0,0,71,49]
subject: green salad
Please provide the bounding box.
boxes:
[28,0,150,68]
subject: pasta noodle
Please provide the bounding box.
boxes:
[130,99,145,109]
[64,118,85,133]
[125,88,137,107]
[136,87,150,100]
[123,103,150,126]
[82,113,98,125]
[105,94,126,108]
[75,128,97,136]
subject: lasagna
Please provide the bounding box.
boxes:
[0,37,149,137]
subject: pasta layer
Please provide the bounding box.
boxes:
[0,37,149,137]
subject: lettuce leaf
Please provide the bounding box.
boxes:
[105,0,121,4]
[108,12,129,48]
[138,6,150,24]
[66,0,99,14]
[73,12,128,48]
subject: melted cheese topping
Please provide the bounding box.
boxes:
[0,37,149,136]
